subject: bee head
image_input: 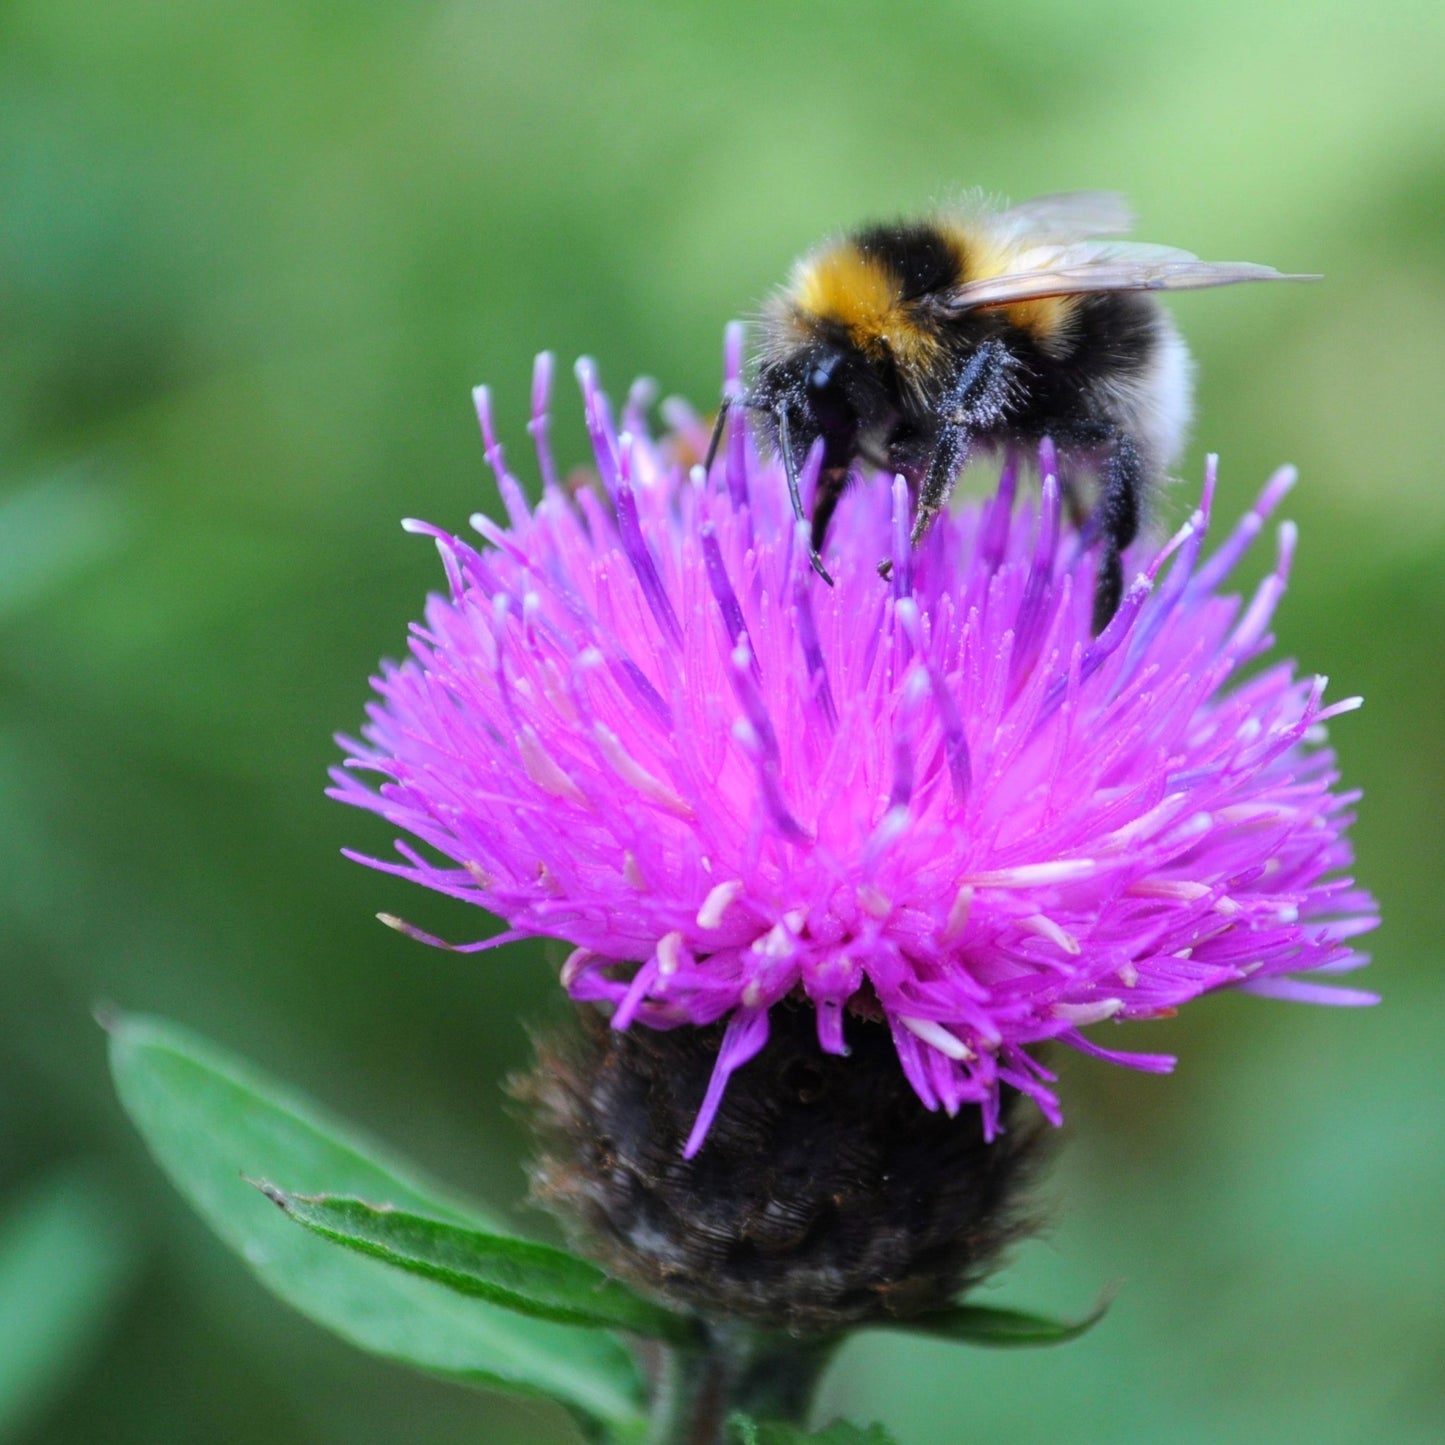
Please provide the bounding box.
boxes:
[754,339,890,473]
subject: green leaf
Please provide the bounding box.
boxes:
[0,1165,136,1443]
[107,1012,646,1439]
[876,1292,1114,1348]
[257,1186,694,1342]
[730,1417,898,1444]
[0,469,127,621]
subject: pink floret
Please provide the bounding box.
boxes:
[332,337,1377,1156]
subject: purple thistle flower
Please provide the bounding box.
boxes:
[332,334,1378,1157]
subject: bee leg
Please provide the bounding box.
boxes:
[777,405,834,585]
[706,395,836,581]
[910,424,971,547]
[1092,432,1143,634]
[911,340,1015,547]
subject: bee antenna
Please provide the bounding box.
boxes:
[777,405,834,586]
[701,393,733,479]
[701,388,775,476]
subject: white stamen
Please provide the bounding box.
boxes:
[560,948,596,987]
[1126,879,1210,901]
[967,859,1098,888]
[696,879,744,930]
[593,724,694,818]
[1098,793,1189,851]
[1217,803,1292,826]
[517,726,587,804]
[900,1015,976,1061]
[656,931,684,976]
[752,922,794,960]
[1053,998,1124,1025]
[943,884,974,941]
[1021,914,1081,954]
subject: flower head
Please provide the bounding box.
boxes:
[333,333,1377,1156]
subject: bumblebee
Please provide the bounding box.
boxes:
[705,192,1313,631]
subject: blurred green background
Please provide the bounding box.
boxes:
[2,1,1441,1440]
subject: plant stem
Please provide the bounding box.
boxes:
[646,1325,839,1445]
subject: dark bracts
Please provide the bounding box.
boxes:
[518,1001,1045,1336]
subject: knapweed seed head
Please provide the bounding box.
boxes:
[332,333,1377,1158]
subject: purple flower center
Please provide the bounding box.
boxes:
[333,337,1378,1156]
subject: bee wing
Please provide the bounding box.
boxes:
[943,241,1319,312]
[991,190,1136,239]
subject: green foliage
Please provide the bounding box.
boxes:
[875,1294,1113,1348]
[730,1417,897,1444]
[0,473,127,622]
[0,1167,135,1443]
[107,1013,647,1440]
[257,1186,694,1342]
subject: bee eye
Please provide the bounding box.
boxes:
[806,353,843,397]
